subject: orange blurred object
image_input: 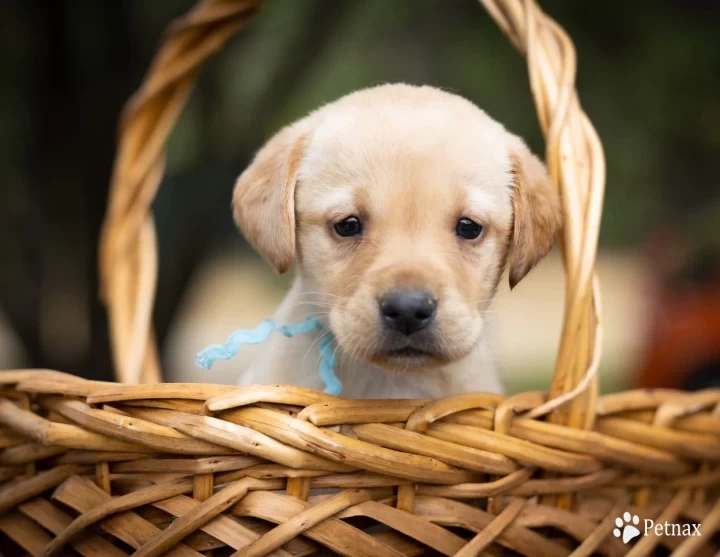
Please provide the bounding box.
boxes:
[635,241,720,390]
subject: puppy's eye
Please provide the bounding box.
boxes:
[456,218,483,240]
[333,216,362,237]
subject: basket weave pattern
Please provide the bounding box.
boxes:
[1,0,719,556]
[0,370,719,556]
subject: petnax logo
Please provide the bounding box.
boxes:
[613,512,702,544]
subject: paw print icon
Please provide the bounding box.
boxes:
[613,512,641,544]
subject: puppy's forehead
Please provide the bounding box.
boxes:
[297,87,514,217]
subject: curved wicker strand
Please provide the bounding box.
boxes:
[99,0,262,383]
[480,0,605,430]
[453,497,527,556]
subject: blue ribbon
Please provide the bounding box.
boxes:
[196,317,342,395]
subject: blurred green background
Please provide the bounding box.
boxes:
[1,1,718,392]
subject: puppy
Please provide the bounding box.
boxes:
[232,84,561,399]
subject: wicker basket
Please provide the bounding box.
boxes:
[1,1,718,556]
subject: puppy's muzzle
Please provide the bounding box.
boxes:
[379,289,437,336]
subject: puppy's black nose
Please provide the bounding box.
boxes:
[380,290,437,336]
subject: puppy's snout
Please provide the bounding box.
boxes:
[379,290,437,336]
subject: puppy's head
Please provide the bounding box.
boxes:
[233,84,561,373]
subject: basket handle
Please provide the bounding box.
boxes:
[481,1,605,429]
[100,0,605,430]
[99,0,262,385]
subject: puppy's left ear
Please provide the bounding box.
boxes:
[507,136,563,289]
[232,120,311,274]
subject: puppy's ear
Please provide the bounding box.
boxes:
[232,121,310,274]
[507,137,563,289]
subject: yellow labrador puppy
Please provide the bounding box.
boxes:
[232,84,561,399]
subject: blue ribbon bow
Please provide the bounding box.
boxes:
[195,317,342,395]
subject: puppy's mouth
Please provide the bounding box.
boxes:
[384,346,433,359]
[370,338,449,372]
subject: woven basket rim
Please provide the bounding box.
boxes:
[0,369,718,556]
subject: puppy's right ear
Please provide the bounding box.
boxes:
[232,121,310,274]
